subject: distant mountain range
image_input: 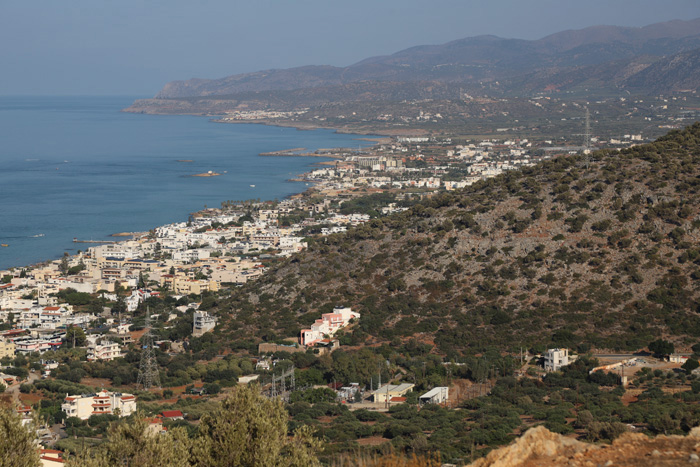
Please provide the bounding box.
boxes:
[154,18,700,99]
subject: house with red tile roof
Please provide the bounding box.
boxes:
[161,410,184,420]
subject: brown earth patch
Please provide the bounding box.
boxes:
[19,393,44,405]
[80,377,113,389]
[356,436,390,446]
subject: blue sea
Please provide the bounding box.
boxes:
[0,96,369,270]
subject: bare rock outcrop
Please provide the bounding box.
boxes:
[469,426,700,467]
[469,426,597,467]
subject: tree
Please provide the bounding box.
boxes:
[67,415,192,467]
[354,389,363,403]
[59,253,70,276]
[203,382,221,395]
[649,339,675,357]
[682,358,700,373]
[65,326,87,348]
[110,298,127,316]
[67,385,322,467]
[196,384,322,466]
[0,405,40,467]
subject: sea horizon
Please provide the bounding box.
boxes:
[0,96,370,270]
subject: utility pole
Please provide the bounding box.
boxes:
[580,107,592,169]
[585,107,591,152]
[291,365,295,392]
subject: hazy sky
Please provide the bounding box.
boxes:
[2,0,699,96]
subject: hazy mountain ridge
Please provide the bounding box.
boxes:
[154,18,700,99]
[623,47,700,92]
[215,124,700,355]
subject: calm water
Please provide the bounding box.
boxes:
[0,96,368,270]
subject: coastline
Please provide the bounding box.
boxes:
[1,96,381,272]
[122,104,424,138]
[212,117,427,138]
[1,124,382,274]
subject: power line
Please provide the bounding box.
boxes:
[137,309,161,390]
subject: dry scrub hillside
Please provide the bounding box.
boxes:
[216,123,700,355]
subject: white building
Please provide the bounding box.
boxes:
[544,348,569,371]
[173,249,211,263]
[86,336,123,361]
[61,390,136,420]
[14,336,63,354]
[300,306,360,346]
[372,383,415,403]
[419,387,449,406]
[193,311,217,336]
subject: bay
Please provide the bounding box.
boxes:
[0,96,369,270]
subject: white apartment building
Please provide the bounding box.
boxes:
[86,336,123,361]
[544,348,569,371]
[0,339,15,358]
[173,249,211,263]
[61,390,136,420]
[14,335,63,354]
[18,305,73,329]
[193,311,217,336]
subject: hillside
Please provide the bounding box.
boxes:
[216,123,700,355]
[623,47,700,93]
